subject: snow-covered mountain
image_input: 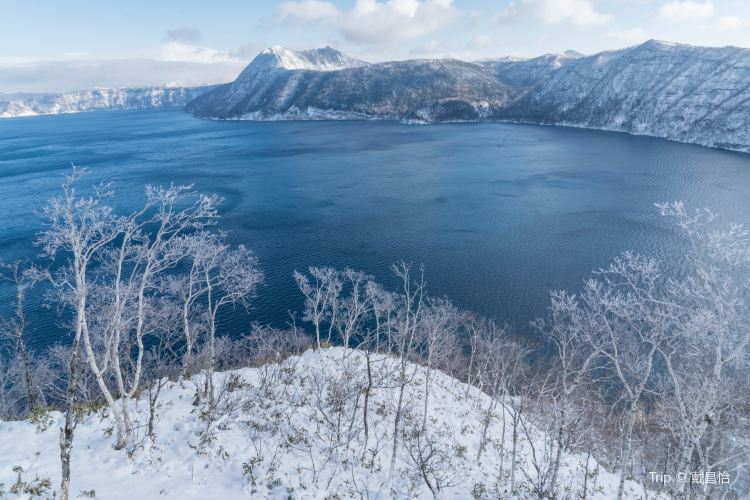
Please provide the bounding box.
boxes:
[477,50,584,88]
[500,40,750,152]
[187,41,750,152]
[185,47,513,122]
[0,348,650,499]
[0,86,216,118]
[248,46,368,72]
[4,41,748,152]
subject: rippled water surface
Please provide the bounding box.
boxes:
[1,109,749,349]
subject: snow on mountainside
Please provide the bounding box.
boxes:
[501,40,750,152]
[0,86,217,118]
[187,41,750,153]
[186,50,513,122]
[478,51,583,88]
[249,46,368,72]
[4,41,749,153]
[0,348,650,499]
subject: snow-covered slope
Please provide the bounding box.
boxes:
[249,46,368,72]
[478,50,583,88]
[185,47,512,122]
[187,41,750,152]
[0,348,649,499]
[501,40,750,152]
[0,86,216,118]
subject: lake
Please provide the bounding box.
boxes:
[1,109,749,350]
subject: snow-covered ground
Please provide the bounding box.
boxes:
[0,348,652,498]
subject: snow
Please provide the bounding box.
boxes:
[0,86,216,118]
[188,40,750,154]
[260,46,367,72]
[0,348,653,499]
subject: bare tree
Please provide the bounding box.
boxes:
[366,280,399,353]
[472,319,518,463]
[417,297,459,433]
[548,252,673,499]
[533,290,600,494]
[74,183,219,450]
[162,232,214,373]
[402,425,458,498]
[388,262,425,478]
[0,261,43,413]
[193,234,262,408]
[654,202,750,495]
[360,281,399,455]
[294,266,341,349]
[37,167,124,500]
[332,268,372,351]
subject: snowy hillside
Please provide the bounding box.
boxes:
[187,41,750,153]
[186,50,511,122]
[0,86,216,118]
[0,348,648,499]
[477,50,583,88]
[249,46,368,72]
[502,40,750,152]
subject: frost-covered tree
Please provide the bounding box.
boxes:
[37,167,125,500]
[417,297,460,433]
[294,266,342,349]
[192,233,262,408]
[654,202,750,496]
[388,262,425,478]
[332,268,372,351]
[55,181,219,451]
[0,261,44,414]
[547,252,672,499]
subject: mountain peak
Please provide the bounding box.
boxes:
[562,49,584,58]
[251,46,367,72]
[639,39,680,50]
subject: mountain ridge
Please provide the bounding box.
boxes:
[248,46,368,72]
[0,85,217,118]
[187,40,750,153]
[3,41,749,153]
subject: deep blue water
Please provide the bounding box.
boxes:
[1,109,749,350]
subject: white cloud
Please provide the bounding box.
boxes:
[499,0,612,27]
[155,42,240,64]
[464,35,493,51]
[0,58,245,93]
[410,34,496,60]
[608,28,649,45]
[657,1,714,23]
[278,0,341,21]
[0,34,264,93]
[715,16,743,31]
[277,0,457,46]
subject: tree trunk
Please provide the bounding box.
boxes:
[422,366,432,433]
[362,351,372,452]
[60,287,85,500]
[582,449,591,499]
[549,409,565,494]
[17,333,35,412]
[182,300,192,372]
[617,407,637,500]
[81,319,128,450]
[511,417,518,494]
[389,368,407,476]
[477,395,497,461]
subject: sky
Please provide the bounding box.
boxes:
[1,0,749,93]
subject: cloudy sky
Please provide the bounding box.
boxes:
[2,0,749,93]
